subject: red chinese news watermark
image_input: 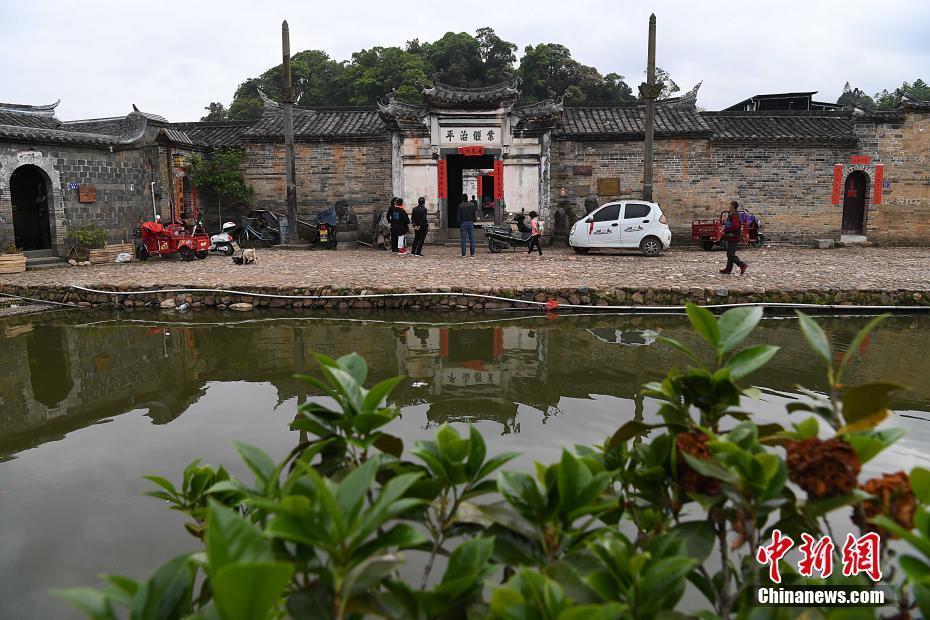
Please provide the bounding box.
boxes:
[756,530,882,583]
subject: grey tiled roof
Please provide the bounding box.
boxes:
[0,123,123,146]
[244,107,387,140]
[901,94,930,111]
[171,121,256,147]
[702,111,856,144]
[0,110,61,129]
[557,105,711,139]
[61,117,130,136]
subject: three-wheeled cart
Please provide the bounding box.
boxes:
[135,221,211,261]
[692,209,764,251]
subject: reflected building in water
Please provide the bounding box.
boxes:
[3,313,930,457]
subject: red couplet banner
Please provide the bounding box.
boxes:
[494,160,504,200]
[873,165,884,204]
[437,160,447,199]
[831,165,844,206]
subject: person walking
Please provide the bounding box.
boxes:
[390,198,411,255]
[527,210,543,256]
[720,200,748,275]
[387,197,399,253]
[411,197,429,256]
[458,193,477,257]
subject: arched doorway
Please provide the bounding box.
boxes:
[842,170,868,235]
[10,164,52,251]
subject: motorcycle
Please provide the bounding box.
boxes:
[208,221,237,256]
[486,214,532,253]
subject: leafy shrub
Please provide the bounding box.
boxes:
[56,308,930,619]
[66,225,108,259]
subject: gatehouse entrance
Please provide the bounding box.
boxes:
[842,170,868,235]
[444,153,495,227]
[10,164,52,251]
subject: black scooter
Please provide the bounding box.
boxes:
[486,214,532,253]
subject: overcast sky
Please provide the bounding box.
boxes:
[2,0,928,122]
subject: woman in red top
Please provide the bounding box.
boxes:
[720,201,748,275]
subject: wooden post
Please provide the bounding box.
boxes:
[641,13,657,202]
[282,20,299,243]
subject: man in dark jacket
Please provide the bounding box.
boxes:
[411,197,429,256]
[389,198,410,255]
[720,200,748,275]
[458,194,477,257]
[387,197,399,253]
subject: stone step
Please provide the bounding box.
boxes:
[0,296,24,307]
[25,256,68,271]
[23,249,58,259]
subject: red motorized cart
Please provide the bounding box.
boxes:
[692,209,764,251]
[136,220,210,261]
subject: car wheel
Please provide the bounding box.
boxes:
[195,250,208,259]
[572,246,590,255]
[640,236,662,257]
[700,240,715,251]
[178,246,195,261]
[488,239,503,253]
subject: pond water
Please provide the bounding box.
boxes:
[2,310,930,618]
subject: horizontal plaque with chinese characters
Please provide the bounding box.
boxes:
[439,127,501,146]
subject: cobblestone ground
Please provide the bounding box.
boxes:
[2,245,929,292]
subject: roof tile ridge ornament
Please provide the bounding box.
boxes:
[900,92,930,111]
[513,95,565,121]
[377,92,428,120]
[0,99,60,116]
[420,76,522,106]
[657,82,701,108]
[257,87,282,111]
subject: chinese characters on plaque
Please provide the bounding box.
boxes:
[440,127,501,147]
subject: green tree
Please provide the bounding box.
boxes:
[476,27,517,83]
[186,148,253,225]
[201,102,229,121]
[419,32,485,87]
[227,78,265,121]
[339,46,431,105]
[875,78,930,109]
[837,81,876,109]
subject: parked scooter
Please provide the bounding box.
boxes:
[208,221,237,256]
[486,214,532,253]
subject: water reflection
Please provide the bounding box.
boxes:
[2,312,930,459]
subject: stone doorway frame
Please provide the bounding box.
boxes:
[841,169,870,236]
[0,151,65,254]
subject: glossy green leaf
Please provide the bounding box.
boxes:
[373,432,404,458]
[795,311,832,365]
[911,468,930,504]
[336,457,378,525]
[685,304,720,350]
[656,335,703,366]
[129,553,197,620]
[206,502,272,573]
[667,520,715,562]
[844,428,906,464]
[234,442,276,485]
[52,588,117,620]
[842,381,903,424]
[726,344,779,379]
[607,420,653,448]
[337,352,368,384]
[717,306,763,354]
[212,562,293,620]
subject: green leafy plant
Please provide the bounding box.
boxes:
[66,225,108,259]
[57,312,929,619]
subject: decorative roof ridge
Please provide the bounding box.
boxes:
[421,77,521,94]
[131,104,169,124]
[900,93,930,110]
[0,99,60,116]
[701,110,852,118]
[304,105,380,112]
[0,121,146,145]
[513,97,564,121]
[663,82,701,108]
[61,116,125,124]
[257,88,283,111]
[170,120,258,128]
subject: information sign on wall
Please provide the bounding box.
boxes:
[78,185,97,203]
[850,155,871,166]
[597,178,620,196]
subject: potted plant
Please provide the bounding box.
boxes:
[65,225,108,262]
[0,233,25,274]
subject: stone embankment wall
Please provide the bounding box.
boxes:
[4,283,929,312]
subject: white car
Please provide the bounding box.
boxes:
[569,200,672,256]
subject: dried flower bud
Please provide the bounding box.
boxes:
[676,431,720,497]
[786,437,861,500]
[854,471,916,539]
